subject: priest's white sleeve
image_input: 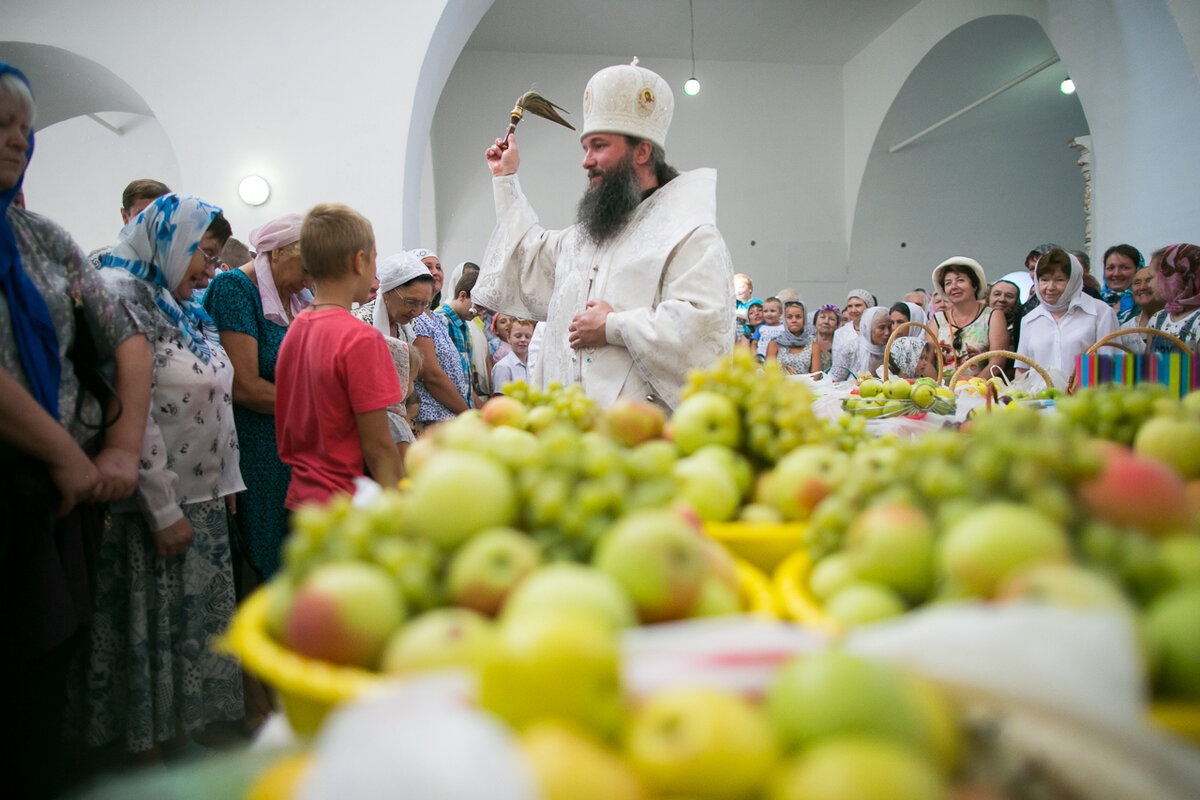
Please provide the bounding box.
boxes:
[603,225,736,409]
[474,175,570,322]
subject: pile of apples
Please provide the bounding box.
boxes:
[264,494,747,676]
[512,648,968,800]
[799,395,1200,702]
[844,375,956,417]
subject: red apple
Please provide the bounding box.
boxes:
[480,395,529,428]
[446,527,542,616]
[283,562,405,668]
[605,398,667,447]
[1077,449,1192,536]
[769,445,848,522]
[594,509,709,623]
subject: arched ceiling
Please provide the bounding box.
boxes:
[0,41,153,130]
[465,0,922,65]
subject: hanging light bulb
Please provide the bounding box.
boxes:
[1060,78,1076,95]
[684,0,699,97]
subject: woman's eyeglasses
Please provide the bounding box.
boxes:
[392,292,432,311]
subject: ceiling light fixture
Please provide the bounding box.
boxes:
[684,0,700,96]
[1060,78,1076,95]
[238,175,270,206]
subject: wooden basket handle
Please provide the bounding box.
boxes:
[950,350,1053,389]
[1086,326,1192,355]
[882,321,944,383]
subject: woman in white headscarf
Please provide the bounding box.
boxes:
[830,306,893,381]
[889,301,928,337]
[354,252,436,449]
[91,193,245,759]
[203,213,310,581]
[1017,247,1118,387]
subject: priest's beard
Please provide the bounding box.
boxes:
[576,154,642,244]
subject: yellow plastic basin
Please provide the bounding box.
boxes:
[705,521,808,573]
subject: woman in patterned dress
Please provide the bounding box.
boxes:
[1149,244,1200,354]
[929,256,1009,379]
[766,300,829,374]
[87,194,245,759]
[203,213,310,581]
[0,62,153,797]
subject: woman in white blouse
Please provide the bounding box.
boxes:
[1016,247,1118,387]
[88,195,246,759]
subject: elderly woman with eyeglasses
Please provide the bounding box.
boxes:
[355,252,437,449]
[89,193,245,760]
[202,213,310,582]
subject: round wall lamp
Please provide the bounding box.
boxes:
[1060,78,1076,95]
[238,175,271,206]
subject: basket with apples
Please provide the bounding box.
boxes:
[781,391,1200,734]
[241,603,1200,800]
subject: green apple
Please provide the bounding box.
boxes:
[403,435,440,477]
[594,510,709,623]
[625,686,781,800]
[995,563,1135,618]
[938,503,1069,597]
[884,379,912,400]
[765,650,932,755]
[379,607,496,674]
[480,394,529,429]
[445,527,542,616]
[283,562,405,668]
[857,378,883,399]
[502,563,637,630]
[624,439,680,480]
[525,405,560,433]
[770,445,848,521]
[808,553,857,602]
[406,451,517,549]
[1135,415,1200,479]
[688,574,742,617]
[262,576,296,641]
[910,383,936,409]
[766,736,947,800]
[739,502,785,523]
[479,610,623,737]
[483,425,541,471]
[521,719,648,800]
[844,504,936,601]
[672,454,742,522]
[1161,536,1200,586]
[671,392,741,455]
[1144,585,1200,699]
[825,582,907,627]
[692,444,754,500]
[605,398,667,448]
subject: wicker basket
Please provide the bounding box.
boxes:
[882,321,944,383]
[950,349,1053,390]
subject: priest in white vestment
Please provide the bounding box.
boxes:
[474,60,735,411]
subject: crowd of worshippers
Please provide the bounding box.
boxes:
[732,240,1200,386]
[6,57,1200,797]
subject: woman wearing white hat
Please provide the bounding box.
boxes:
[930,257,1009,379]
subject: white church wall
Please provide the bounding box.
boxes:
[431,50,847,306]
[5,0,458,257]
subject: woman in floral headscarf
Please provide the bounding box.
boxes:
[89,193,245,759]
[203,213,310,581]
[1149,243,1200,353]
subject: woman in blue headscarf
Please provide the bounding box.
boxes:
[85,193,247,760]
[1101,243,1144,322]
[0,61,152,797]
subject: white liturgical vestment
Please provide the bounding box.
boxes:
[473,169,735,410]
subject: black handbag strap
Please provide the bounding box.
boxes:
[69,289,122,432]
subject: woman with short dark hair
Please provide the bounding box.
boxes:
[929,256,1009,378]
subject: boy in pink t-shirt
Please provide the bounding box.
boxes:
[275,204,403,509]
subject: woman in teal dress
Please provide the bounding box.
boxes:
[203,213,310,580]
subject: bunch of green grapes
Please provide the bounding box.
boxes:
[1055,383,1176,444]
[511,424,679,561]
[683,349,847,464]
[283,491,444,611]
[502,379,600,431]
[805,408,1103,559]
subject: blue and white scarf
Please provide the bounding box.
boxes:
[103,193,222,362]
